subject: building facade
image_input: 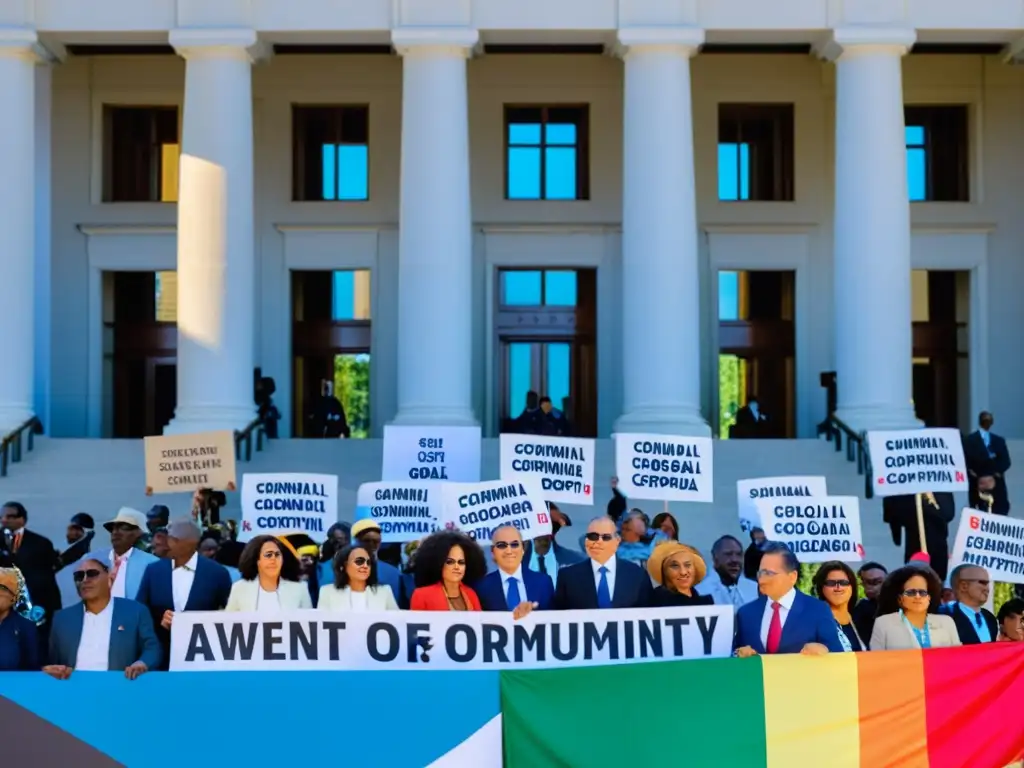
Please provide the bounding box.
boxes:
[3,0,1023,441]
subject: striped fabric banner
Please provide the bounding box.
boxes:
[500,644,1024,768]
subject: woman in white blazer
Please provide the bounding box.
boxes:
[319,544,399,612]
[226,535,313,613]
[870,566,961,651]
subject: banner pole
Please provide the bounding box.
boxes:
[914,492,928,555]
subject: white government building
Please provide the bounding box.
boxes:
[2,0,1023,447]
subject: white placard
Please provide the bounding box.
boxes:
[381,425,482,482]
[499,433,595,505]
[753,495,864,563]
[949,509,1024,584]
[736,475,828,533]
[440,479,552,545]
[614,433,714,502]
[239,473,339,541]
[169,605,734,671]
[866,428,968,497]
[356,481,442,543]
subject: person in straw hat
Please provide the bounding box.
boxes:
[647,541,715,608]
[0,567,39,670]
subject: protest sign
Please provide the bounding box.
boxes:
[381,425,481,482]
[949,509,1024,584]
[614,433,714,503]
[239,473,338,542]
[440,479,551,545]
[736,476,828,533]
[866,428,967,497]
[499,434,595,505]
[143,430,236,493]
[169,605,734,671]
[753,495,864,562]
[356,481,442,543]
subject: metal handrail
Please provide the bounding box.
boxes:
[0,416,44,478]
[234,416,266,463]
[821,412,873,499]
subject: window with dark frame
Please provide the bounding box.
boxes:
[904,106,969,202]
[505,106,589,201]
[293,106,370,202]
[103,106,179,203]
[717,104,795,202]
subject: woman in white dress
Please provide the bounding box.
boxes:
[226,535,313,613]
[319,544,399,612]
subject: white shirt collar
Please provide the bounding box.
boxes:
[590,557,616,576]
[772,587,797,609]
[84,598,114,618]
[174,552,199,572]
[500,566,524,585]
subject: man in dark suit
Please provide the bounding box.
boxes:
[882,491,954,580]
[521,504,584,588]
[964,411,1011,516]
[476,525,554,615]
[136,520,232,668]
[552,516,652,610]
[734,542,843,656]
[1,502,61,647]
[941,564,998,644]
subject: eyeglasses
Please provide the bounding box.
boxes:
[585,533,615,542]
[493,541,522,550]
[901,589,930,598]
[73,568,105,583]
[261,550,282,560]
[756,569,782,578]
[824,579,851,589]
[445,558,466,566]
[349,557,371,567]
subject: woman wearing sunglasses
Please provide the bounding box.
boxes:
[319,544,398,612]
[225,535,312,613]
[410,531,485,611]
[869,565,961,650]
[812,561,866,651]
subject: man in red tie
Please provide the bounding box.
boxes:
[733,542,844,657]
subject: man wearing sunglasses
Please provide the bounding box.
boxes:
[552,516,653,610]
[474,525,553,616]
[941,564,998,644]
[44,558,161,679]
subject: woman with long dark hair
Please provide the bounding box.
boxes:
[319,544,398,612]
[225,535,312,613]
[409,531,486,611]
[869,566,960,650]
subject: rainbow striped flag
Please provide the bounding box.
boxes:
[501,644,1024,768]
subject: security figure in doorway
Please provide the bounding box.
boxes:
[310,380,350,439]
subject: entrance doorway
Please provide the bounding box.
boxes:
[496,268,597,437]
[912,270,969,429]
[291,270,372,437]
[106,271,177,437]
[718,270,795,438]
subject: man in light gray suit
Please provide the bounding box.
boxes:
[84,508,159,602]
[44,558,162,679]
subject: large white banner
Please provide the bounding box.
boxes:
[949,509,1024,584]
[736,476,828,533]
[239,473,338,541]
[753,495,864,563]
[381,425,482,482]
[440,479,551,545]
[614,433,714,503]
[169,606,735,671]
[356,481,442,543]
[866,428,968,497]
[499,434,595,505]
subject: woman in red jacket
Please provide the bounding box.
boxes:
[409,531,486,611]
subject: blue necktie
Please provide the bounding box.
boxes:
[597,566,612,609]
[506,576,521,610]
[974,610,983,628]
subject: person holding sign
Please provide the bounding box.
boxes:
[882,492,954,581]
[225,536,313,613]
[869,566,960,651]
[318,545,399,612]
[409,531,485,612]
[474,525,553,617]
[647,542,713,608]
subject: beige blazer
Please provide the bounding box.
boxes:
[870,612,962,651]
[318,584,399,612]
[225,578,313,612]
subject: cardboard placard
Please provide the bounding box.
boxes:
[144,430,237,494]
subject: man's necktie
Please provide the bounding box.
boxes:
[536,555,548,575]
[110,554,125,584]
[766,601,783,653]
[597,566,612,609]
[506,577,521,610]
[728,585,744,609]
[974,610,983,628]
[12,532,22,554]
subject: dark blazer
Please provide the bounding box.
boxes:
[0,611,39,670]
[733,591,845,654]
[941,601,998,645]
[963,431,1011,515]
[475,568,555,612]
[48,598,162,671]
[552,557,653,610]
[521,540,586,572]
[9,529,61,619]
[136,556,232,666]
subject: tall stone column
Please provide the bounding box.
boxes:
[0,29,39,432]
[165,29,260,435]
[829,28,921,431]
[389,28,479,427]
[614,28,710,437]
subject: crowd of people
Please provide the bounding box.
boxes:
[1,473,1021,678]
